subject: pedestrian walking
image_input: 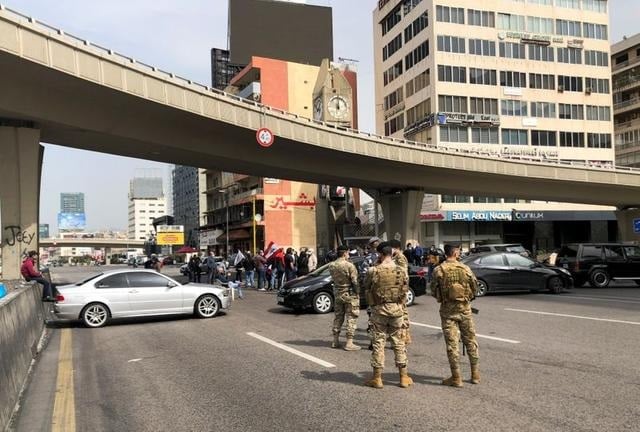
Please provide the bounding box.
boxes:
[328,245,361,351]
[430,244,480,387]
[363,245,412,389]
[307,248,318,272]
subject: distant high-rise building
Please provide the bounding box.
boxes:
[60,192,84,213]
[128,177,166,240]
[172,165,201,247]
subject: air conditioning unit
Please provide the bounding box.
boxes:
[558,85,564,93]
[585,87,592,95]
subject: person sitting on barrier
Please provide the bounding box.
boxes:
[21,250,55,301]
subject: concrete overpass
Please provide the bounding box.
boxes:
[39,238,144,249]
[1,6,640,279]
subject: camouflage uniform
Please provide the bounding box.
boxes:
[393,251,411,345]
[364,261,409,369]
[430,260,480,381]
[328,257,360,339]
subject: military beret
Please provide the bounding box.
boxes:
[337,244,349,253]
[376,241,390,253]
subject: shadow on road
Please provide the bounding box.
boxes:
[46,312,227,329]
[300,370,442,387]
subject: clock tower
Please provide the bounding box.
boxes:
[312,59,354,127]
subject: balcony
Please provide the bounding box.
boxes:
[614,97,640,114]
[612,56,640,73]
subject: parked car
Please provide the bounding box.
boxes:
[468,243,530,256]
[162,256,175,265]
[277,257,428,314]
[179,257,226,276]
[462,252,573,296]
[556,243,640,288]
[53,269,231,328]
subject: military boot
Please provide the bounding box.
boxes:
[365,367,383,389]
[442,368,463,388]
[398,366,413,388]
[343,337,361,351]
[331,333,340,349]
[470,364,480,384]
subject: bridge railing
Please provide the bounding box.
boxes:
[1,4,638,175]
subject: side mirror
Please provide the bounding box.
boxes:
[167,281,178,288]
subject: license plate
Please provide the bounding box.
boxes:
[277,295,284,303]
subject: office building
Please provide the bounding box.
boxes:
[172,165,202,247]
[128,177,166,241]
[60,192,84,213]
[612,33,640,168]
[374,0,614,252]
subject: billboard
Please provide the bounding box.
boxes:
[58,212,86,230]
[157,225,185,246]
[229,0,333,67]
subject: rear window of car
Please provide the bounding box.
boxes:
[624,246,640,257]
[558,245,578,258]
[603,245,624,259]
[479,254,505,266]
[95,274,129,289]
[581,245,602,259]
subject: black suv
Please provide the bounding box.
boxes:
[557,243,640,288]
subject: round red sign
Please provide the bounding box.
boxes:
[256,127,275,148]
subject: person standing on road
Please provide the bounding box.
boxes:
[284,248,297,281]
[389,239,411,346]
[254,250,267,291]
[244,251,255,288]
[307,248,318,272]
[296,247,310,276]
[21,251,55,301]
[205,251,217,284]
[363,245,412,389]
[430,244,480,387]
[328,245,361,351]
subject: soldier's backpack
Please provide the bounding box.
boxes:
[442,263,474,302]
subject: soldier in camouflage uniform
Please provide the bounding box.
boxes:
[389,239,411,345]
[328,245,361,351]
[430,244,480,387]
[364,246,412,389]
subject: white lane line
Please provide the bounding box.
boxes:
[411,322,521,344]
[247,332,336,368]
[505,308,640,326]
[541,294,640,305]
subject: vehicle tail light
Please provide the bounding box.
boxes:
[55,294,65,302]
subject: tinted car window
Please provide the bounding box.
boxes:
[479,254,505,266]
[506,254,534,267]
[475,246,491,253]
[603,245,624,259]
[558,245,578,258]
[624,246,640,257]
[95,274,129,288]
[581,246,602,259]
[127,272,170,288]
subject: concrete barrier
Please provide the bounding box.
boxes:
[0,283,46,431]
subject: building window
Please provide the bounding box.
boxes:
[473,196,501,203]
[497,13,525,31]
[405,41,429,70]
[529,73,555,90]
[405,69,430,97]
[531,130,557,147]
[527,16,553,34]
[469,39,496,56]
[381,5,402,36]
[499,42,526,59]
[501,100,528,116]
[529,45,554,62]
[584,50,609,67]
[583,0,607,13]
[587,133,612,149]
[383,60,403,86]
[442,195,471,203]
[586,105,611,121]
[583,22,608,40]
[556,19,582,37]
[558,75,583,92]
[471,127,499,144]
[557,47,582,64]
[438,95,467,113]
[469,68,497,86]
[383,34,403,61]
[437,35,466,53]
[406,100,430,126]
[500,71,526,87]
[530,102,556,118]
[383,87,404,110]
[501,129,528,145]
[436,6,465,24]
[529,0,552,4]
[559,131,584,147]
[402,0,422,15]
[555,0,580,9]
[438,65,467,83]
[585,78,610,94]
[559,103,584,120]
[440,125,468,143]
[384,113,405,135]
[469,97,498,115]
[404,12,428,43]
[467,9,495,27]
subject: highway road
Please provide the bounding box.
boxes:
[9,266,640,432]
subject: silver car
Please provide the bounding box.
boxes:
[54,269,231,328]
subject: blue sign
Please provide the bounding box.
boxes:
[450,211,512,222]
[58,212,86,230]
[634,218,640,234]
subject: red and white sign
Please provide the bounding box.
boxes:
[256,127,275,148]
[420,212,446,221]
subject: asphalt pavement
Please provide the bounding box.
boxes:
[9,265,640,432]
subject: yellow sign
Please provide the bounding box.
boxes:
[157,232,184,245]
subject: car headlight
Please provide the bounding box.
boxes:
[290,287,307,294]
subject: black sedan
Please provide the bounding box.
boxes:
[277,257,428,314]
[462,252,573,296]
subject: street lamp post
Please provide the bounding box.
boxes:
[225,190,229,258]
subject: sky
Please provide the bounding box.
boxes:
[4,0,636,232]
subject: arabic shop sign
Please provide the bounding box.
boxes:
[500,31,564,45]
[437,113,501,126]
[269,193,317,210]
[451,211,513,222]
[420,212,446,221]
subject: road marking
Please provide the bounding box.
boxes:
[411,322,521,344]
[505,308,640,326]
[247,332,336,368]
[127,358,143,363]
[52,328,76,432]
[542,294,640,305]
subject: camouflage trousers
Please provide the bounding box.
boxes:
[440,309,479,370]
[369,312,407,368]
[333,295,360,338]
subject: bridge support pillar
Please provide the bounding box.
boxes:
[0,125,42,281]
[615,208,640,242]
[380,190,423,246]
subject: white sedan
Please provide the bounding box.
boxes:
[54,269,231,328]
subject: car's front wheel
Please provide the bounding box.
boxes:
[547,276,564,294]
[476,279,488,297]
[589,269,610,288]
[406,288,415,306]
[195,294,220,318]
[81,302,110,328]
[312,292,333,314]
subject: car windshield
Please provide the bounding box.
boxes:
[75,273,103,285]
[307,263,331,277]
